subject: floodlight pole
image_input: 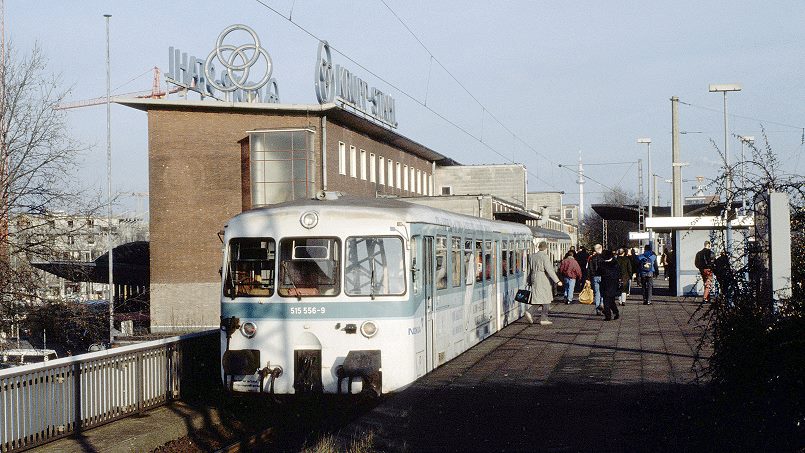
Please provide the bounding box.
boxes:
[738,135,754,214]
[709,84,741,256]
[105,14,114,345]
[638,138,652,246]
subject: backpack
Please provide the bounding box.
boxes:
[639,253,653,276]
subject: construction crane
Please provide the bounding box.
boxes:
[54,67,174,110]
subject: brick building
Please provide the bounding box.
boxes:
[119,99,453,332]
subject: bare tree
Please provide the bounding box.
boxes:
[579,187,640,248]
[1,43,95,331]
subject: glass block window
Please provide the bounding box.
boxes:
[250,129,315,205]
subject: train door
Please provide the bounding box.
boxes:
[423,236,435,372]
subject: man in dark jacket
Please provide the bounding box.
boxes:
[575,246,589,291]
[714,251,733,301]
[616,248,633,306]
[599,249,621,321]
[588,244,604,314]
[694,241,716,302]
[637,244,658,305]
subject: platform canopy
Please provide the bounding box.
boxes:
[31,241,149,286]
[591,202,741,223]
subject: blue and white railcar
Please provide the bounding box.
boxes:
[219,197,532,395]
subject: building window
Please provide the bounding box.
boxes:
[441,186,452,195]
[388,159,394,188]
[416,170,422,194]
[410,167,416,193]
[338,142,346,175]
[369,153,376,183]
[427,174,432,195]
[396,163,402,189]
[249,129,316,205]
[403,165,409,191]
[378,157,385,185]
[348,146,357,178]
[565,208,573,220]
[360,149,367,180]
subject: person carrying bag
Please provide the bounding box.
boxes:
[579,280,594,305]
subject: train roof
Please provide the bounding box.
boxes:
[226,196,533,235]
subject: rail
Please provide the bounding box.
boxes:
[0,329,219,452]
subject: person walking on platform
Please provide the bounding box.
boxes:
[714,250,734,301]
[558,251,582,304]
[599,250,621,320]
[588,244,604,315]
[525,241,563,325]
[694,241,716,303]
[616,248,633,306]
[575,246,589,291]
[638,244,658,305]
[628,247,641,288]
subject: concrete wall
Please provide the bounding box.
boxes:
[526,192,562,218]
[434,165,526,206]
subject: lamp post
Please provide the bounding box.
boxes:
[738,135,754,214]
[709,83,741,255]
[104,14,114,344]
[637,138,652,246]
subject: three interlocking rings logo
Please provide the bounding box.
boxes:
[204,24,273,93]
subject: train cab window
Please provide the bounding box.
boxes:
[224,238,276,298]
[475,240,483,282]
[345,236,406,296]
[464,239,474,286]
[451,237,462,287]
[435,236,447,290]
[278,238,340,297]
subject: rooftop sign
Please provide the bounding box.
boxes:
[166,24,280,103]
[314,41,398,128]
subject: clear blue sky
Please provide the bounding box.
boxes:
[8,0,805,214]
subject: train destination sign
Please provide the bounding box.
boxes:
[314,40,398,128]
[166,24,280,104]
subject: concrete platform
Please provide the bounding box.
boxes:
[337,287,719,452]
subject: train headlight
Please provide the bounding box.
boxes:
[360,321,378,338]
[300,211,319,229]
[241,322,257,338]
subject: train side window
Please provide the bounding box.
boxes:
[435,236,447,290]
[501,242,508,276]
[484,240,494,281]
[411,236,419,294]
[464,239,473,286]
[278,238,340,297]
[508,240,515,275]
[224,238,276,298]
[345,236,406,297]
[515,242,523,275]
[475,240,483,282]
[451,237,462,287]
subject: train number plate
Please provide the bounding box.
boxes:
[232,376,260,392]
[289,306,326,315]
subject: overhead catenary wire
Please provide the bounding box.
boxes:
[377,0,558,167]
[251,0,561,190]
[678,99,804,132]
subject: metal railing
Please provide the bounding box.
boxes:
[0,329,218,452]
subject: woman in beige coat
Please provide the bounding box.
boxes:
[526,241,562,325]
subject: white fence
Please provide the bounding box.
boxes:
[0,329,218,452]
